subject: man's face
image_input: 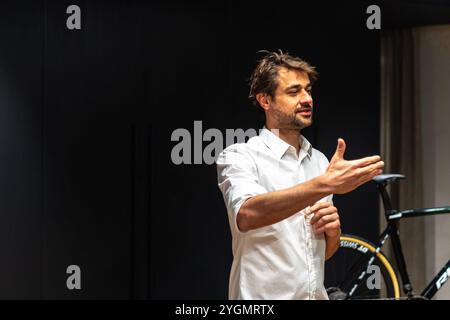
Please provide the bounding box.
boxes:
[266,67,314,130]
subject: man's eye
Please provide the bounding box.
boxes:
[288,91,298,96]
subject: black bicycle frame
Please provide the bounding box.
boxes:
[342,180,450,299]
[376,182,450,299]
[387,205,450,299]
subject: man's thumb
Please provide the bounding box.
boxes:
[333,138,346,160]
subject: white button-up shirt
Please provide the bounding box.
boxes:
[216,128,333,300]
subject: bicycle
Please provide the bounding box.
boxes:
[325,174,450,300]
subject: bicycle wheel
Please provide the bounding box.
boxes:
[325,234,401,299]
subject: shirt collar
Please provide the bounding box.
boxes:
[259,127,313,160]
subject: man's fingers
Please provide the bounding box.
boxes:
[309,201,331,214]
[359,160,384,175]
[360,163,384,180]
[356,168,384,188]
[352,155,382,168]
[353,161,384,180]
[330,138,346,162]
[312,213,339,230]
[314,220,341,235]
[310,206,337,225]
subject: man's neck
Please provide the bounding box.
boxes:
[266,125,301,154]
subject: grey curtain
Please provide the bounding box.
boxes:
[380,29,425,293]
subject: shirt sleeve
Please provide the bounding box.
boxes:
[216,144,268,233]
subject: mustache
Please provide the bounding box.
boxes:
[295,105,313,112]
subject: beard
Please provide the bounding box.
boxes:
[271,106,313,130]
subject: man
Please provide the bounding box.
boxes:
[216,50,384,300]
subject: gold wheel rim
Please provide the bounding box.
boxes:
[340,236,401,299]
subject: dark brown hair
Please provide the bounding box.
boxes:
[248,50,318,107]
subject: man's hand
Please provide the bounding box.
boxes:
[308,202,341,237]
[309,201,341,260]
[324,139,384,194]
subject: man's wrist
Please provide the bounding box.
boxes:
[316,173,335,195]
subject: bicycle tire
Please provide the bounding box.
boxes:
[325,234,401,299]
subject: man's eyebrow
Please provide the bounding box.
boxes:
[285,83,312,91]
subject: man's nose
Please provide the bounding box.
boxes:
[300,89,313,106]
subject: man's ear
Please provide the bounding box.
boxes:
[256,93,270,111]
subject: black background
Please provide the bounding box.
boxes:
[0,0,449,299]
